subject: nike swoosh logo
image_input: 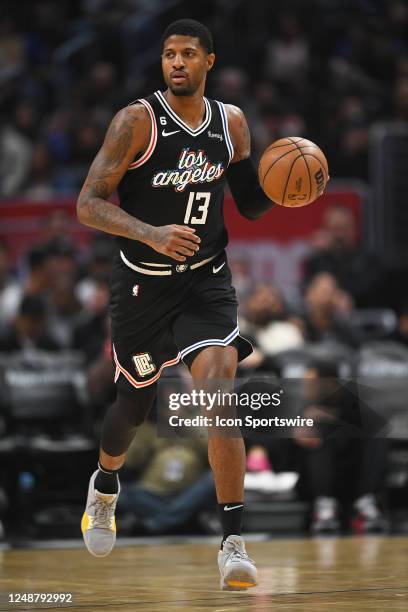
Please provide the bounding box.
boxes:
[213,262,226,274]
[224,504,244,511]
[162,129,180,137]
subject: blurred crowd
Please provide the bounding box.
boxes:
[1,0,408,198]
[1,0,408,541]
[1,202,408,540]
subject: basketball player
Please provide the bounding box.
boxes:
[78,19,274,590]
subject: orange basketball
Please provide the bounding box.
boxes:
[258,137,329,207]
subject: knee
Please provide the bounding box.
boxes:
[191,346,238,381]
[116,385,157,427]
[202,362,236,380]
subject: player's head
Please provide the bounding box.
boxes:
[161,19,215,96]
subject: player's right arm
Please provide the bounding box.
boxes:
[76,105,200,262]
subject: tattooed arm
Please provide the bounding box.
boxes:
[225,105,275,219]
[77,105,200,261]
[77,104,151,239]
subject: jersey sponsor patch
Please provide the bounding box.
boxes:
[132,352,156,377]
[151,147,225,192]
[208,130,223,141]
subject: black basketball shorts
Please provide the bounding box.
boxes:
[109,249,253,393]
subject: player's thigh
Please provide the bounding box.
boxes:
[110,256,182,392]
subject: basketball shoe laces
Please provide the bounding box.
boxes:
[90,496,115,528]
[225,540,254,565]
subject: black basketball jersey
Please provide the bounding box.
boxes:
[116,90,234,264]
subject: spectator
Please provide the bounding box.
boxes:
[0,123,32,196]
[0,295,60,352]
[295,359,389,535]
[118,420,217,535]
[24,142,56,200]
[0,244,52,324]
[240,284,304,356]
[46,238,78,289]
[302,272,362,348]
[39,210,73,246]
[47,276,82,348]
[73,279,110,362]
[76,236,115,309]
[0,240,20,330]
[264,13,309,89]
[303,205,384,308]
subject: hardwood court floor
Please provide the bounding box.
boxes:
[1,536,407,611]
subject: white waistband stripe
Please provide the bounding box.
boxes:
[120,251,172,275]
[120,251,219,275]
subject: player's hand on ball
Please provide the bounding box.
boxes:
[146,224,200,262]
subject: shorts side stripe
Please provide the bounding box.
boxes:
[180,325,239,360]
[112,343,180,388]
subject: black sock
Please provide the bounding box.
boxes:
[94,462,119,494]
[218,502,244,548]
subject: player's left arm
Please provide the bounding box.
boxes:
[225,105,275,220]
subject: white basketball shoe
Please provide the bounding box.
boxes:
[81,469,120,557]
[218,535,258,590]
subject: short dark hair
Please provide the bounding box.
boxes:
[161,19,213,54]
[27,245,49,272]
[19,295,47,319]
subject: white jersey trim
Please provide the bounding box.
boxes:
[155,91,212,137]
[216,101,234,163]
[128,98,157,170]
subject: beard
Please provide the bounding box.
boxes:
[168,81,198,97]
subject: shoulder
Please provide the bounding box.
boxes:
[104,102,151,149]
[224,103,246,124]
[223,104,250,162]
[111,102,151,129]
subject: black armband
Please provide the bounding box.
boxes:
[226,157,275,220]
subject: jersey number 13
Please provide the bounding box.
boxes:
[184,191,211,224]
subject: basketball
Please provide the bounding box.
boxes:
[258,137,329,207]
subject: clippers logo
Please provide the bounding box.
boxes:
[132,353,156,377]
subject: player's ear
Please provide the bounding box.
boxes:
[207,53,215,72]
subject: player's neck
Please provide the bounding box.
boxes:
[163,88,206,131]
